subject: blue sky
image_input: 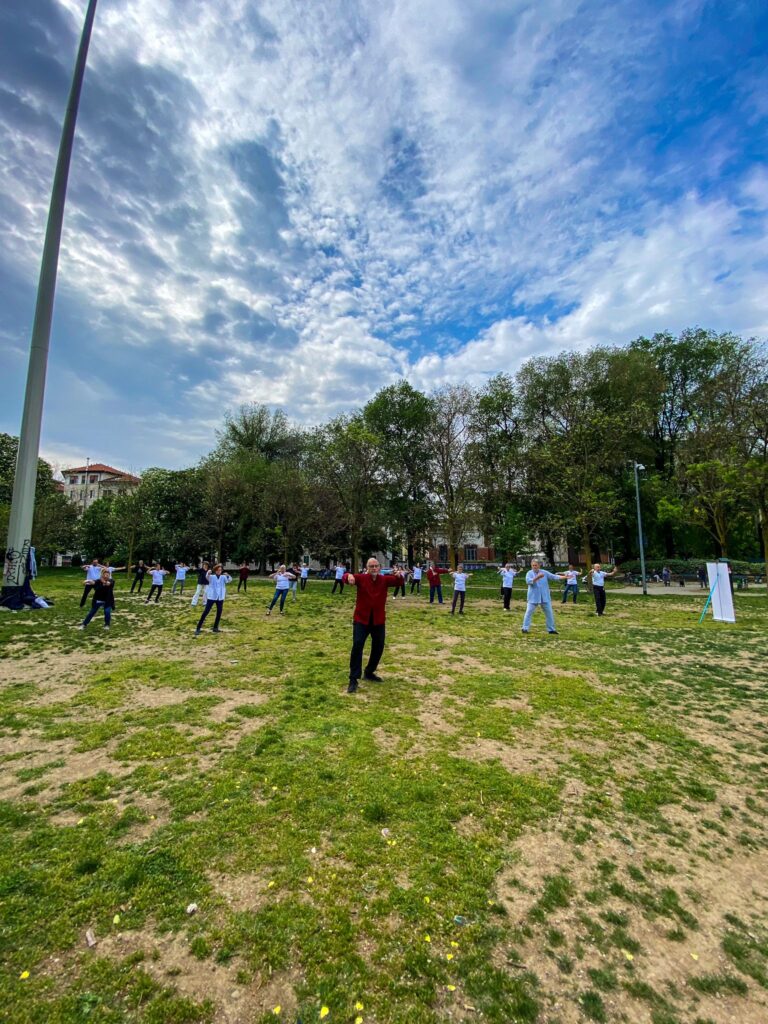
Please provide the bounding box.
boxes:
[1,0,767,473]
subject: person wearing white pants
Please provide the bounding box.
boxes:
[190,562,210,606]
[522,559,566,634]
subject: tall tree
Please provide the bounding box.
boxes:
[428,385,477,568]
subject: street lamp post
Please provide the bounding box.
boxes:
[632,461,647,596]
[2,0,99,599]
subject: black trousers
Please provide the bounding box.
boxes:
[197,599,223,630]
[130,576,144,593]
[594,586,606,616]
[238,578,247,592]
[80,583,93,607]
[349,621,385,683]
[145,584,163,603]
[300,577,307,591]
[429,584,443,604]
[394,582,406,597]
[451,590,466,614]
[410,579,420,593]
[502,586,512,610]
[332,579,344,594]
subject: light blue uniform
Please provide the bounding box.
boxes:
[522,568,560,632]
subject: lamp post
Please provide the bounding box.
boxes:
[2,0,99,599]
[632,461,647,596]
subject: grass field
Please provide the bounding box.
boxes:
[1,569,767,1024]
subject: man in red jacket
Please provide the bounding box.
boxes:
[426,561,451,604]
[345,558,405,693]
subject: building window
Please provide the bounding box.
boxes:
[81,475,86,484]
[464,544,478,562]
[69,476,77,485]
[438,544,448,564]
[89,490,94,499]
[90,475,98,483]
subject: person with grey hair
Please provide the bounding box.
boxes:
[521,559,566,634]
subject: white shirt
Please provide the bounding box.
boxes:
[453,572,468,592]
[274,572,293,590]
[150,569,167,585]
[207,573,232,600]
[413,567,422,580]
[335,566,345,579]
[300,566,309,578]
[85,565,102,581]
[500,569,516,587]
[175,565,187,580]
[564,570,579,585]
[592,570,606,587]
[525,568,559,603]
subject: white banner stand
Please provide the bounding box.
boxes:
[700,561,735,624]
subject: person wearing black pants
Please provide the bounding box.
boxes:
[449,565,472,615]
[145,564,169,603]
[586,563,617,616]
[300,565,309,590]
[237,563,249,592]
[195,565,232,634]
[410,564,423,594]
[392,565,407,599]
[331,563,346,594]
[497,564,518,611]
[80,559,103,606]
[426,563,450,604]
[130,561,147,594]
[345,560,404,693]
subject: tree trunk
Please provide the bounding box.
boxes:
[581,525,592,590]
[544,534,556,566]
[126,527,135,588]
[407,540,414,567]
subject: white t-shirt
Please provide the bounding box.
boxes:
[501,569,516,587]
[335,566,345,579]
[564,570,579,585]
[300,567,309,578]
[150,569,167,585]
[85,565,102,581]
[592,570,606,587]
[413,567,422,580]
[175,565,187,580]
[453,572,468,592]
[207,573,232,600]
[275,572,292,590]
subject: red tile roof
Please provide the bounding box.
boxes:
[63,463,131,475]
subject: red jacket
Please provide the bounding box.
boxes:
[348,572,402,625]
[426,567,450,585]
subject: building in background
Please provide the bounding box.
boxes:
[62,463,140,512]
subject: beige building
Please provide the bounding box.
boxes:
[62,463,140,512]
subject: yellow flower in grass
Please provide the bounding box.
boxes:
[19,971,30,980]
[354,1003,364,1011]
[272,1007,281,1016]
[355,1018,363,1024]
[319,1008,330,1019]
[446,984,456,992]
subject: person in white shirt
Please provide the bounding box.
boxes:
[145,564,169,603]
[561,564,580,604]
[267,565,296,615]
[522,559,567,634]
[584,563,618,616]
[450,564,473,615]
[497,563,518,611]
[331,563,347,595]
[194,564,232,633]
[80,558,104,607]
[172,562,188,595]
[299,564,310,591]
[409,564,423,595]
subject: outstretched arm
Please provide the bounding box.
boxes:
[344,573,358,586]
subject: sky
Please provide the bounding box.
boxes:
[1,0,767,474]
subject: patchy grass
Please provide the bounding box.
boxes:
[0,568,767,1023]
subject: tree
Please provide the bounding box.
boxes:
[78,495,119,559]
[428,385,477,568]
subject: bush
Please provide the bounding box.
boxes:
[617,558,764,576]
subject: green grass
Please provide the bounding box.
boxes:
[0,568,767,1022]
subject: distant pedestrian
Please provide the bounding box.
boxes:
[497,563,518,611]
[410,564,423,594]
[392,564,408,599]
[267,565,296,615]
[426,562,450,604]
[130,560,147,594]
[290,562,301,601]
[561,564,580,604]
[172,562,188,595]
[145,564,169,603]
[450,564,473,615]
[697,566,707,589]
[522,559,566,634]
[79,558,103,607]
[237,562,249,593]
[299,564,310,591]
[331,563,347,595]
[79,568,115,631]
[190,562,210,606]
[585,563,618,616]
[662,566,671,587]
[194,564,232,634]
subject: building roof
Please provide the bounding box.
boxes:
[100,472,141,486]
[63,463,131,476]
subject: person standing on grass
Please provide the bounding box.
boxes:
[172,562,189,595]
[497,563,518,611]
[79,568,115,631]
[522,559,566,634]
[450,564,473,615]
[190,561,210,606]
[427,561,450,604]
[80,558,104,607]
[145,563,169,603]
[584,563,618,617]
[130,560,147,594]
[194,564,232,634]
[392,564,408,600]
[561,564,580,604]
[289,562,301,601]
[662,565,671,587]
[266,565,296,615]
[410,563,423,595]
[345,559,404,693]
[299,563,310,591]
[237,562,249,593]
[331,562,347,594]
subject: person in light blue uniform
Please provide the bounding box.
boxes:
[521,559,566,634]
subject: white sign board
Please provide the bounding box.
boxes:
[706,562,736,623]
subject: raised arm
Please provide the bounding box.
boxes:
[344,572,358,586]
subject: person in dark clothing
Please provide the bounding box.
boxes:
[195,564,232,634]
[191,562,210,606]
[331,563,347,594]
[345,560,404,693]
[426,562,450,604]
[79,569,115,630]
[237,562,249,592]
[80,558,103,607]
[130,561,147,594]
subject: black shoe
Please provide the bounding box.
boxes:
[521,629,529,634]
[364,672,382,682]
[212,628,221,633]
[548,630,558,634]
[347,681,358,693]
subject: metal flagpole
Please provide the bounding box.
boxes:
[2,0,99,599]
